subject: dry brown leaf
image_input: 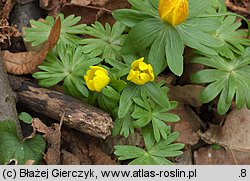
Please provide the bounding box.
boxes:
[199,107,250,152]
[89,144,117,165]
[62,128,93,165]
[194,146,250,165]
[71,0,91,6]
[169,85,204,108]
[174,147,193,165]
[2,16,61,74]
[168,104,201,145]
[61,149,81,165]
[100,131,143,155]
[32,118,62,165]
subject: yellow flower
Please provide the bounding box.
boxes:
[158,0,188,26]
[127,57,154,85]
[84,66,110,92]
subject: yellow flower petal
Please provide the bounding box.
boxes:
[158,0,177,20]
[93,75,110,92]
[131,57,144,70]
[138,61,149,71]
[84,66,110,92]
[127,57,155,85]
[86,80,95,91]
[127,70,137,81]
[158,0,188,26]
[140,73,150,82]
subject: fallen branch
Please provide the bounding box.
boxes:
[8,75,113,139]
[0,56,22,137]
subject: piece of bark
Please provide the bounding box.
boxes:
[8,75,113,139]
[0,56,22,137]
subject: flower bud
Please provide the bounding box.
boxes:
[84,66,110,92]
[158,0,188,26]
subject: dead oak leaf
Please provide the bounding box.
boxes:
[199,107,250,152]
[1,16,61,75]
[194,146,250,165]
[32,118,62,165]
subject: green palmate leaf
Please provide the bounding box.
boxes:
[118,83,140,118]
[114,145,147,160]
[33,43,102,99]
[144,82,170,108]
[112,112,134,138]
[102,86,120,102]
[188,0,211,18]
[148,28,167,76]
[18,112,32,124]
[142,124,155,151]
[122,18,162,53]
[190,69,228,83]
[24,13,86,46]
[184,17,221,33]
[97,93,119,113]
[128,0,158,17]
[105,58,130,78]
[109,79,127,93]
[80,21,126,59]
[165,25,184,76]
[133,116,151,128]
[132,94,178,142]
[176,24,223,55]
[112,9,153,27]
[114,131,183,165]
[217,86,231,115]
[213,16,250,59]
[191,47,250,114]
[0,120,46,164]
[153,113,180,123]
[152,118,170,142]
[199,78,226,103]
[114,0,225,76]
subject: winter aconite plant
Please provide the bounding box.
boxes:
[113,0,224,75]
[24,13,86,46]
[191,47,250,115]
[22,0,250,165]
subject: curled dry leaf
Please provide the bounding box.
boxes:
[32,118,62,165]
[89,144,117,165]
[194,146,250,165]
[199,107,250,164]
[199,107,250,152]
[1,16,61,75]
